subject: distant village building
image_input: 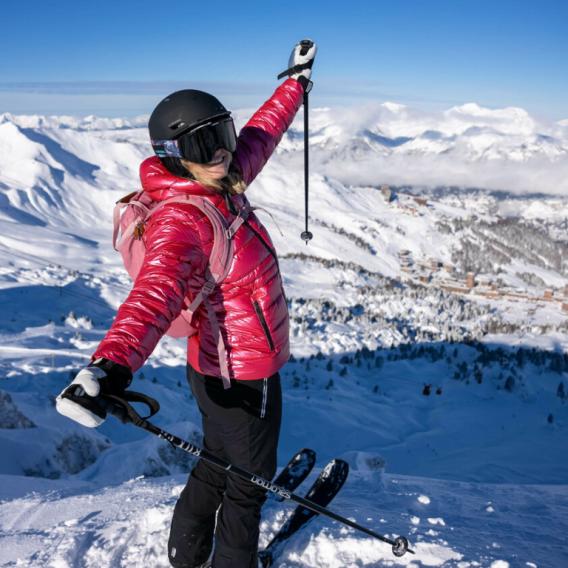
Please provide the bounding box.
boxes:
[413,196,428,207]
[393,249,567,309]
[440,281,470,294]
[399,250,413,271]
[429,258,440,272]
[506,290,531,301]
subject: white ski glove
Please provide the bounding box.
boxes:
[56,359,132,428]
[287,39,317,90]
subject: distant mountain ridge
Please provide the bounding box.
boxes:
[275,101,568,194]
[0,104,567,293]
[3,98,567,196]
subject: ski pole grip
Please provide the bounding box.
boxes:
[299,39,314,56]
[276,39,315,79]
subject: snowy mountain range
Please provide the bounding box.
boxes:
[0,100,567,567]
[275,101,568,195]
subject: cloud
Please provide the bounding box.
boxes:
[293,102,568,196]
[321,152,568,196]
[2,90,567,196]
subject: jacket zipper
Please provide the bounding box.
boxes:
[252,299,275,351]
[244,219,278,265]
[232,198,287,325]
[224,191,278,264]
[244,218,288,304]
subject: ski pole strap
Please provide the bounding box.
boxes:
[100,391,160,426]
[277,61,313,80]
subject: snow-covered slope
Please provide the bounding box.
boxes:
[0,102,567,567]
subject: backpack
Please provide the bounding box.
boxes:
[112,190,254,389]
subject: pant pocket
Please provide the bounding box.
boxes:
[239,373,281,420]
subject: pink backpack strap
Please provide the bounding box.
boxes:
[225,200,254,239]
[146,195,246,389]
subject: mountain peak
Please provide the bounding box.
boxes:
[382,101,407,113]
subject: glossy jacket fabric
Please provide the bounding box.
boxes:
[93,77,304,380]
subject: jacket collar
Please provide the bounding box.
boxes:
[139,156,218,201]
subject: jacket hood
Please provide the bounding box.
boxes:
[139,156,217,201]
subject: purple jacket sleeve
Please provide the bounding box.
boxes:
[231,78,304,186]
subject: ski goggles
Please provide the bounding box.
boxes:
[152,116,237,164]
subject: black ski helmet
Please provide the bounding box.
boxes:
[148,89,231,177]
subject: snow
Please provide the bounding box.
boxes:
[1,473,561,567]
[0,108,567,566]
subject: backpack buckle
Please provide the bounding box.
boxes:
[201,280,216,296]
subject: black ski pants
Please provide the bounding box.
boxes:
[168,364,282,568]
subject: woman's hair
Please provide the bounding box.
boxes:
[160,157,190,179]
[186,164,248,195]
[159,157,247,195]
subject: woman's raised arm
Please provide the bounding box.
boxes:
[231,40,317,186]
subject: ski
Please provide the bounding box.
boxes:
[271,448,316,500]
[259,459,350,567]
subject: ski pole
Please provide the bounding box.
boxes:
[301,79,313,244]
[98,391,414,558]
[277,39,314,244]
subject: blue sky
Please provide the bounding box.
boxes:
[1,0,567,119]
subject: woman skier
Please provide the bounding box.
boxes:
[55,40,317,568]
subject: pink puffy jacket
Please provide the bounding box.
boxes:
[93,78,304,380]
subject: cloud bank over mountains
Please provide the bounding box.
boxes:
[272,101,568,196]
[1,97,567,196]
